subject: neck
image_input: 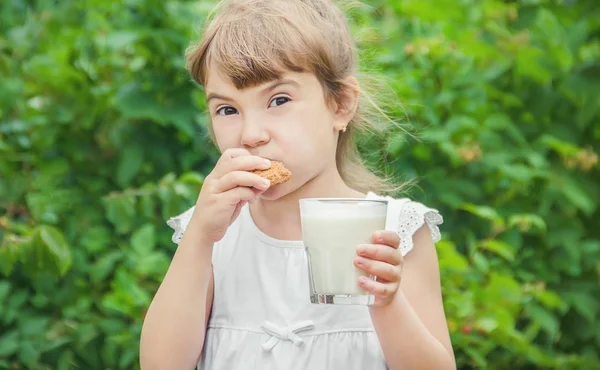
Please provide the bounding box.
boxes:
[249,167,365,240]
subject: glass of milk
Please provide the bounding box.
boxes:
[299,198,388,305]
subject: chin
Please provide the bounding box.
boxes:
[259,182,296,201]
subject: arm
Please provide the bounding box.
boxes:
[140,213,215,370]
[140,148,271,369]
[369,225,455,370]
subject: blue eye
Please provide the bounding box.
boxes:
[269,96,290,107]
[216,106,238,116]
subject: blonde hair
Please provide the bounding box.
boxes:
[186,0,406,195]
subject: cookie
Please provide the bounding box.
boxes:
[251,161,292,185]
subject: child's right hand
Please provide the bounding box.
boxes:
[193,148,272,244]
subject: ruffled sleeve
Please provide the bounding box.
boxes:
[396,200,443,256]
[166,206,196,244]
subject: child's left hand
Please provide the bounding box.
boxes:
[354,230,403,307]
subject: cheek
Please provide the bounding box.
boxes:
[279,110,332,154]
[284,102,334,140]
[277,113,336,174]
[212,122,239,150]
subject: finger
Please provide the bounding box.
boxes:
[214,148,252,175]
[220,148,252,160]
[356,244,403,266]
[215,155,271,178]
[372,230,400,250]
[220,186,258,206]
[358,276,399,298]
[354,257,401,282]
[214,171,271,193]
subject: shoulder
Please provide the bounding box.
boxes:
[165,205,244,247]
[166,205,196,245]
[366,192,443,256]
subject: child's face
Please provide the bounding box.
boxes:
[205,67,343,200]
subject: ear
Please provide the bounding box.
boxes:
[332,76,360,132]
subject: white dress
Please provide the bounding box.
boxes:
[166,192,443,370]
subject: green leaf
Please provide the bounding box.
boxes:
[476,317,499,333]
[494,309,517,331]
[98,318,128,334]
[487,273,522,306]
[134,253,170,276]
[18,341,40,368]
[508,214,547,233]
[551,173,595,216]
[516,46,552,84]
[483,113,528,146]
[76,323,99,348]
[80,226,112,253]
[0,330,20,357]
[104,195,137,234]
[437,240,470,272]
[119,347,138,368]
[535,290,567,312]
[104,30,140,51]
[499,164,547,183]
[0,281,11,302]
[37,225,72,276]
[57,350,76,370]
[159,187,184,221]
[19,316,49,337]
[527,304,560,339]
[472,252,489,273]
[31,293,50,308]
[140,193,157,219]
[577,96,600,129]
[0,244,18,276]
[481,240,515,262]
[460,203,503,224]
[7,291,28,311]
[179,172,205,187]
[90,251,123,285]
[117,143,144,188]
[564,292,598,323]
[131,223,156,255]
[535,8,573,72]
[464,347,488,367]
[538,134,579,156]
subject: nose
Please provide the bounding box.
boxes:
[240,114,270,148]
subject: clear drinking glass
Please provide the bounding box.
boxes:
[299,198,388,305]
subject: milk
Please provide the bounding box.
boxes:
[302,215,387,295]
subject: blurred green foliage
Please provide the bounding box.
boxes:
[1,0,599,369]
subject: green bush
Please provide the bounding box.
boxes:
[1,0,598,369]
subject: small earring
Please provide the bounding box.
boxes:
[341,125,347,133]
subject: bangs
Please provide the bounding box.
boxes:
[187,1,340,89]
[204,21,307,89]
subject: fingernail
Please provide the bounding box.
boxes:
[262,178,270,187]
[374,231,382,241]
[356,245,367,256]
[263,159,271,167]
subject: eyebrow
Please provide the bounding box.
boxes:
[205,78,299,104]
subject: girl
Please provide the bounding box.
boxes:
[140,0,455,369]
